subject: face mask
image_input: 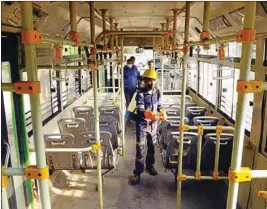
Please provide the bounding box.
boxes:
[127,64,133,68]
[144,79,154,90]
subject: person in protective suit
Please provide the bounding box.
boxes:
[129,68,166,185]
[124,58,140,108]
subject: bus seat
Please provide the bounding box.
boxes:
[192,116,219,143]
[58,118,87,134]
[192,116,219,126]
[80,131,117,169]
[99,105,121,134]
[185,103,197,109]
[88,116,120,150]
[166,108,181,117]
[201,133,234,172]
[163,132,198,170]
[186,106,207,125]
[72,106,94,129]
[44,133,79,170]
[160,117,189,150]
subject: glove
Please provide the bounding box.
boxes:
[144,110,156,120]
[159,109,167,121]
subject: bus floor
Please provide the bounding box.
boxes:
[48,122,239,209]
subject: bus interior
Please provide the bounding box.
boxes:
[1,1,267,209]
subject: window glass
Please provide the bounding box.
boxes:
[199,62,204,95]
[1,62,20,167]
[228,42,256,59]
[199,44,217,56]
[198,62,217,105]
[207,64,217,105]
[50,69,58,113]
[63,70,77,107]
[232,70,255,132]
[81,69,91,92]
[219,66,235,117]
[188,63,198,91]
[22,69,52,132]
[202,63,209,98]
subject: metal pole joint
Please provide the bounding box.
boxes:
[198,125,204,136]
[25,165,50,180]
[55,45,62,62]
[2,81,41,94]
[177,174,187,181]
[213,171,219,180]
[1,166,8,188]
[236,29,256,43]
[236,80,264,93]
[195,171,201,180]
[218,44,225,61]
[92,144,102,151]
[183,43,189,54]
[21,30,41,44]
[228,167,252,182]
[69,31,80,46]
[179,124,189,132]
[216,125,222,137]
[200,31,210,42]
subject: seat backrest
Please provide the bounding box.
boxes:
[78,131,115,169]
[166,107,180,117]
[186,106,207,124]
[58,118,87,134]
[99,105,120,120]
[160,117,189,147]
[192,116,219,126]
[165,132,198,169]
[185,103,197,109]
[201,133,234,171]
[99,105,121,133]
[44,133,79,170]
[72,106,94,129]
[88,116,119,149]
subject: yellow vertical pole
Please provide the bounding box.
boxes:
[161,23,165,49]
[90,2,103,209]
[101,9,108,49]
[165,17,170,48]
[202,2,211,34]
[120,36,126,156]
[21,2,51,208]
[173,9,178,48]
[114,23,119,49]
[226,2,256,209]
[69,2,77,32]
[110,18,114,48]
[176,2,190,209]
[109,18,116,100]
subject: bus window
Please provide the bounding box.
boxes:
[232,70,255,132]
[199,62,217,105]
[22,69,53,133]
[188,64,198,91]
[219,66,235,117]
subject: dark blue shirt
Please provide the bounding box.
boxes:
[124,65,140,90]
[136,87,163,121]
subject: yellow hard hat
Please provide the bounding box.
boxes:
[143,68,158,80]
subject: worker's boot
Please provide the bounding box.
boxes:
[129,174,140,185]
[146,166,158,176]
